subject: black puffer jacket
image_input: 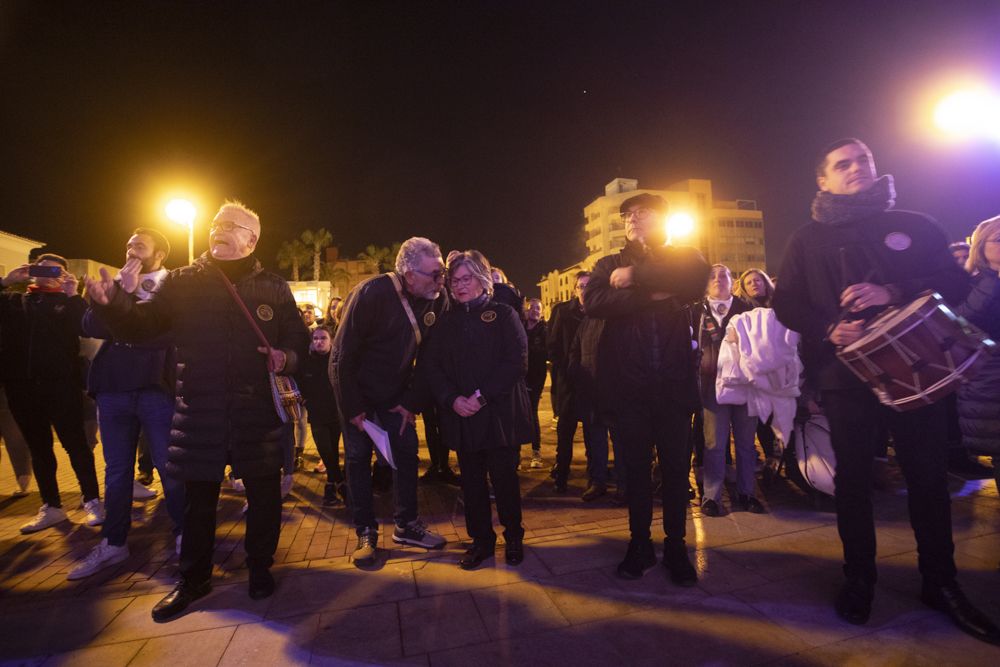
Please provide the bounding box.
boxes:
[420,297,528,453]
[583,240,709,417]
[547,298,585,417]
[957,270,1000,455]
[0,289,87,383]
[92,254,310,481]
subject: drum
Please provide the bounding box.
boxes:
[836,291,996,411]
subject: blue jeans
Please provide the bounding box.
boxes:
[343,407,419,534]
[702,391,758,504]
[97,389,184,546]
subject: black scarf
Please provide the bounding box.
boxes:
[811,175,896,226]
[209,253,258,283]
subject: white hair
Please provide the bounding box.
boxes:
[218,199,260,228]
[395,237,442,275]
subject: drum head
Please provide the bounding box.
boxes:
[843,292,938,353]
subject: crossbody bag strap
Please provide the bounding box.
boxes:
[387,272,422,346]
[209,264,272,352]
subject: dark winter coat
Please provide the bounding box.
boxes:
[546,298,585,417]
[695,297,753,400]
[91,254,310,481]
[420,297,528,453]
[331,273,447,421]
[773,209,969,391]
[524,319,548,392]
[82,301,175,396]
[583,239,710,418]
[567,316,605,423]
[0,289,87,384]
[956,270,1000,454]
[296,350,339,426]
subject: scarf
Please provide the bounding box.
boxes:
[26,284,64,294]
[811,174,896,225]
[133,268,169,302]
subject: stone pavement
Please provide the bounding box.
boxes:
[0,405,998,666]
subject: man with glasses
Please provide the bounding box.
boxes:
[331,236,449,566]
[774,139,999,645]
[86,200,309,622]
[583,193,709,582]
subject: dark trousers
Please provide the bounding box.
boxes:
[612,397,693,543]
[757,416,776,459]
[310,421,343,483]
[555,406,609,484]
[526,384,543,453]
[823,387,956,586]
[6,379,100,507]
[180,473,282,584]
[137,433,154,476]
[456,446,523,548]
[422,404,451,470]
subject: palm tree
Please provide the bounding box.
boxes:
[276,239,310,281]
[357,244,393,273]
[300,228,333,282]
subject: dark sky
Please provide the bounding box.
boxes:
[2,1,1000,293]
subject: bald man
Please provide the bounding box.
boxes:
[87,200,309,622]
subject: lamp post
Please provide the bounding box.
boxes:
[165,199,196,264]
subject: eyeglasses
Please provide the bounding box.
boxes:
[411,268,445,281]
[209,219,256,235]
[450,275,477,287]
[620,207,657,223]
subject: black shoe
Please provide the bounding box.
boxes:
[505,537,524,566]
[616,539,657,580]
[322,482,343,507]
[835,577,874,625]
[438,467,462,486]
[947,451,995,479]
[662,539,697,587]
[248,567,275,600]
[738,494,766,514]
[553,479,568,494]
[459,544,495,570]
[701,499,721,517]
[136,470,154,486]
[151,580,211,622]
[581,482,607,502]
[419,467,440,485]
[921,581,1000,645]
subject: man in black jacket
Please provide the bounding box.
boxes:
[331,237,449,566]
[773,139,999,645]
[583,193,709,583]
[1,254,103,533]
[87,200,309,622]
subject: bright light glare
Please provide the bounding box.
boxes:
[666,212,695,243]
[165,198,196,226]
[933,89,1000,140]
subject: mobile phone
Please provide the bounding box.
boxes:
[28,265,62,279]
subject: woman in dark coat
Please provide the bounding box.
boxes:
[295,327,344,506]
[421,250,528,569]
[956,216,1000,497]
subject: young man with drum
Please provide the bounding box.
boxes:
[773,139,1000,645]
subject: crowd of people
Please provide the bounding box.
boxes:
[0,138,998,645]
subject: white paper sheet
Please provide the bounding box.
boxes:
[362,419,396,470]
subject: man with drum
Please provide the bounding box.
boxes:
[773,138,1000,645]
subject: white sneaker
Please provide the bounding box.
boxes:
[132,479,158,500]
[83,498,106,526]
[20,504,68,534]
[281,474,294,498]
[529,453,545,469]
[67,539,129,580]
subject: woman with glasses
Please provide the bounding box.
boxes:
[420,250,528,569]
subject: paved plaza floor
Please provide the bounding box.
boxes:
[1,405,998,666]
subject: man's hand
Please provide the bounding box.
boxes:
[84,267,119,305]
[840,282,891,313]
[350,412,366,431]
[389,404,415,435]
[117,257,142,294]
[61,270,79,296]
[257,347,286,372]
[1,264,30,288]
[828,319,866,347]
[610,266,635,289]
[452,396,480,417]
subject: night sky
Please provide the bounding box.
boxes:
[2,1,999,293]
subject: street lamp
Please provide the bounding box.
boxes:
[665,212,695,245]
[165,198,196,264]
[933,88,1000,142]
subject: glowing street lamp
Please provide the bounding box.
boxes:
[165,198,196,264]
[665,211,695,245]
[933,88,1000,142]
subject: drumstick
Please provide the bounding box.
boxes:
[836,269,877,322]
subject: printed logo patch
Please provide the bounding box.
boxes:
[423,311,436,327]
[884,232,912,251]
[256,304,274,321]
[140,278,158,293]
[481,310,497,323]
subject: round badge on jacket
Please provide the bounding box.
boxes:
[256,304,274,321]
[423,311,436,327]
[140,278,157,293]
[481,310,496,322]
[884,232,912,251]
